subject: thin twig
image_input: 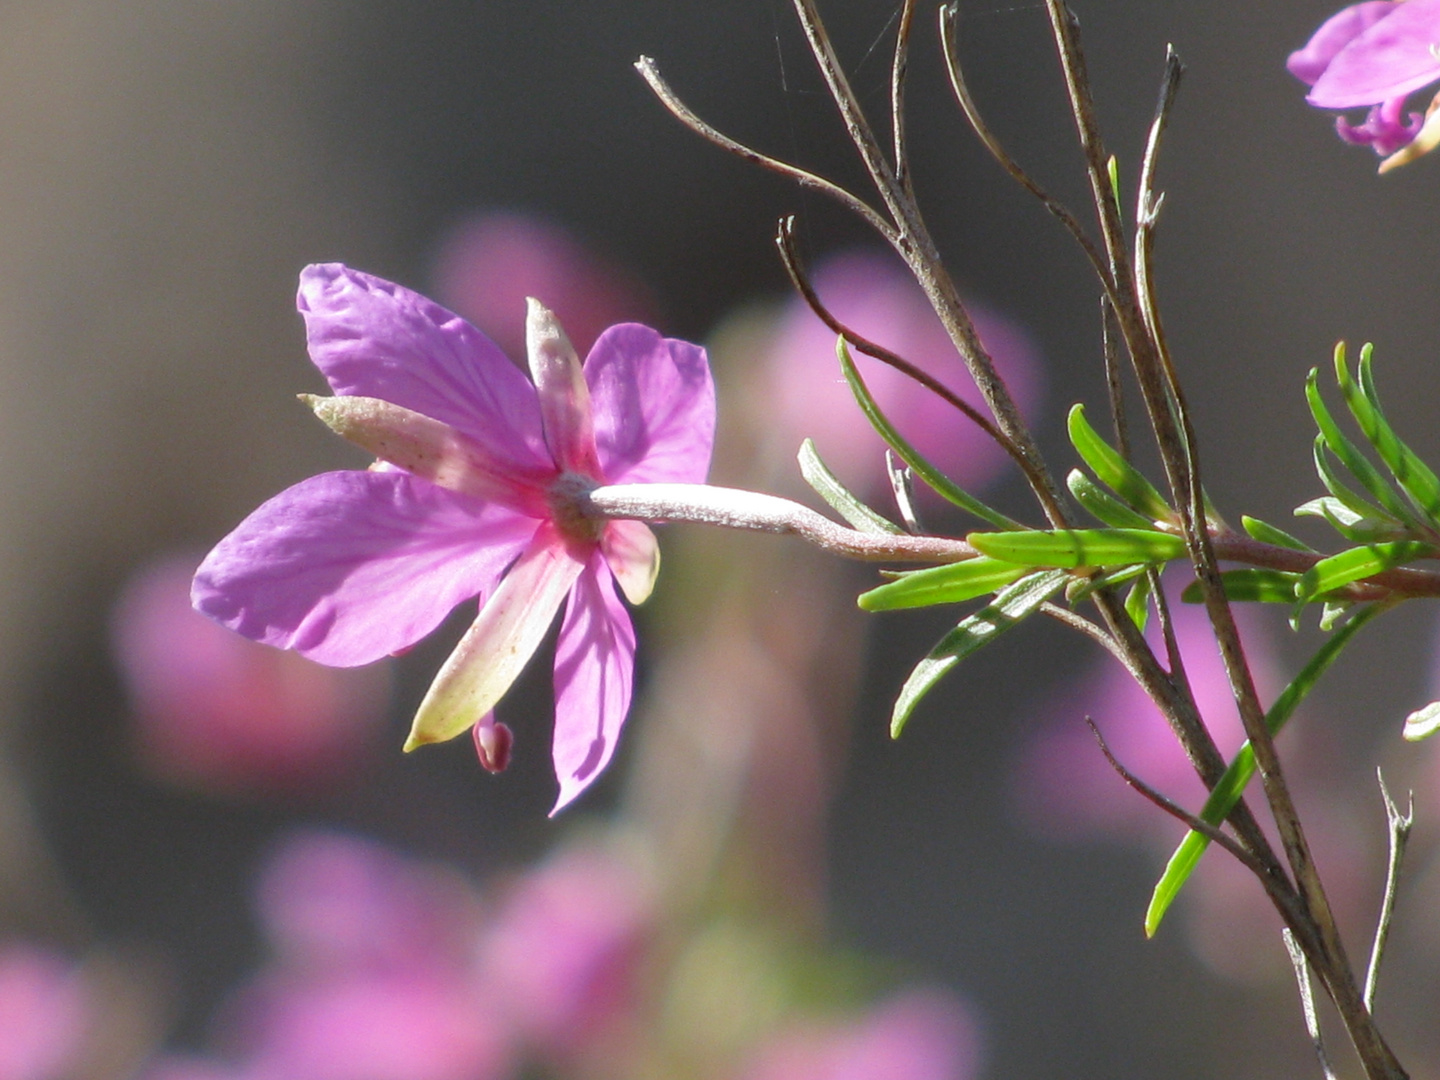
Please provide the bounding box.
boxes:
[1132,46,1367,1057]
[938,4,1116,300]
[1101,297,1130,460]
[1042,601,1123,656]
[1285,928,1341,1080]
[1038,15,1391,1064]
[891,0,917,196]
[1365,770,1414,1013]
[1084,717,1298,912]
[787,0,1067,525]
[634,56,898,243]
[790,0,905,222]
[774,218,1065,523]
[1149,565,1194,707]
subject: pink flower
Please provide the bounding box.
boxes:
[1288,0,1440,169]
[187,831,511,1080]
[112,553,389,796]
[429,212,658,362]
[761,249,1042,504]
[193,265,714,811]
[742,990,980,1080]
[254,831,481,972]
[478,844,653,1059]
[1014,598,1282,841]
[0,944,92,1080]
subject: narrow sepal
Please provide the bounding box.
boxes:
[405,525,586,750]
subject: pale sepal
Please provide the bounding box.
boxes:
[600,519,661,605]
[1403,701,1440,741]
[526,298,602,477]
[404,524,586,750]
[303,394,552,516]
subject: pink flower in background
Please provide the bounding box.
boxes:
[763,249,1042,503]
[1289,0,1440,169]
[0,944,91,1080]
[1014,599,1281,840]
[742,990,980,1080]
[113,553,389,796]
[1013,594,1374,983]
[255,832,480,972]
[193,265,714,811]
[172,832,511,1080]
[479,844,654,1059]
[430,212,658,362]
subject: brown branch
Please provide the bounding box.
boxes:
[1083,717,1300,916]
[890,0,917,197]
[938,3,1116,301]
[634,56,898,243]
[774,218,1068,523]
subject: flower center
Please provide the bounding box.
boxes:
[547,471,604,543]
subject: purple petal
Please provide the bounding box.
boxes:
[550,554,636,814]
[193,470,534,666]
[1308,0,1440,106]
[1288,1,1397,85]
[406,523,587,749]
[298,264,551,475]
[585,324,716,486]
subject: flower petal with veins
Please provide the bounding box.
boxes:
[194,471,533,666]
[551,553,636,814]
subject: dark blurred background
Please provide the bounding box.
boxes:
[3,2,1440,1078]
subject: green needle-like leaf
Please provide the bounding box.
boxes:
[969,528,1186,568]
[1296,540,1433,602]
[1306,368,1414,526]
[1067,405,1173,521]
[1338,344,1440,529]
[1067,469,1157,529]
[891,570,1069,736]
[797,438,902,535]
[1313,435,1390,523]
[1403,701,1440,741]
[1179,568,1306,604]
[1241,515,1314,553]
[1145,602,1386,936]
[838,341,1020,530]
[858,556,1029,612]
[1124,574,1152,633]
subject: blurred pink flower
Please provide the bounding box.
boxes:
[741,990,980,1080]
[112,553,389,796]
[0,944,91,1080]
[762,249,1043,504]
[1013,594,1377,984]
[255,831,482,972]
[232,971,506,1080]
[203,832,512,1080]
[429,212,659,362]
[478,844,653,1059]
[1014,598,1282,841]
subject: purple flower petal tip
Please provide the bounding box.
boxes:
[196,264,714,810]
[1291,0,1440,164]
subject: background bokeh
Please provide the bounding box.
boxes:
[2,1,1440,1078]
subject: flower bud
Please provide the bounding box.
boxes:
[473,720,514,774]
